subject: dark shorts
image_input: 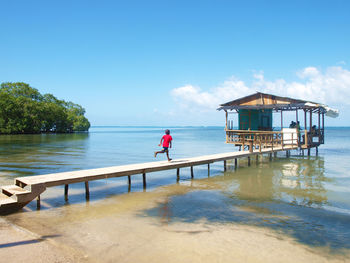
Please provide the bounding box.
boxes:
[162,147,169,152]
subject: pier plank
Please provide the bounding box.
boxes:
[16,146,295,188]
[1,145,296,214]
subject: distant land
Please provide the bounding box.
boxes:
[0,82,90,134]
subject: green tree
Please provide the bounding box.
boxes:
[0,82,90,134]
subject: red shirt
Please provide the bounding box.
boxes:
[162,134,172,147]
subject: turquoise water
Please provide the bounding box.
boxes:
[1,126,350,254]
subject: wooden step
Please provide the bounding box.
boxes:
[2,185,30,196]
[0,184,45,215]
[2,185,32,202]
[0,193,17,205]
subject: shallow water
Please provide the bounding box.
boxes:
[1,127,350,262]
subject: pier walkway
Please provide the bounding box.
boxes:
[0,145,297,214]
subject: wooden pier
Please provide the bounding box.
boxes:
[0,145,297,214]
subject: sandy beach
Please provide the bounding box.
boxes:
[1,182,349,263]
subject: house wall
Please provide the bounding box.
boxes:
[238,109,272,130]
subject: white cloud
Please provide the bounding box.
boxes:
[171,85,215,109]
[171,66,350,112]
[171,77,253,111]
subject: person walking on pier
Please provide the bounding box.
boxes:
[154,129,172,161]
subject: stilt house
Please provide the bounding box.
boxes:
[217,92,338,152]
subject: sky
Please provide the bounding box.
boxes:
[1,0,349,126]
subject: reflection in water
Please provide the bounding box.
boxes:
[1,127,350,258]
[143,156,350,251]
[0,133,89,179]
[278,157,328,207]
[228,157,327,208]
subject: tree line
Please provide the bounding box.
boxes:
[0,82,90,134]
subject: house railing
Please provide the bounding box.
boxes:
[225,129,299,152]
[301,128,324,147]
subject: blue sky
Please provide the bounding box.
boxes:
[1,0,349,126]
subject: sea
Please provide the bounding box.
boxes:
[1,126,350,262]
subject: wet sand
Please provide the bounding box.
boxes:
[0,218,82,262]
[1,182,349,263]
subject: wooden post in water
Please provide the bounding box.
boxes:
[85,181,90,200]
[248,157,251,166]
[36,195,41,209]
[208,163,210,177]
[177,168,180,182]
[269,153,272,161]
[128,176,131,191]
[224,161,227,171]
[234,158,238,168]
[64,184,69,201]
[142,173,146,188]
[316,146,318,156]
[191,166,194,178]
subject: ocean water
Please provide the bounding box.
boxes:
[1,126,350,262]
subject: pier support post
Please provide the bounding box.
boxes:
[176,168,180,182]
[234,158,237,168]
[307,148,311,156]
[128,176,131,192]
[64,184,69,201]
[274,152,277,158]
[224,160,227,171]
[269,153,272,161]
[142,173,146,189]
[249,141,253,153]
[36,195,41,209]
[247,157,251,166]
[85,181,90,200]
[316,147,318,156]
[191,166,194,178]
[256,154,259,163]
[208,164,210,177]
